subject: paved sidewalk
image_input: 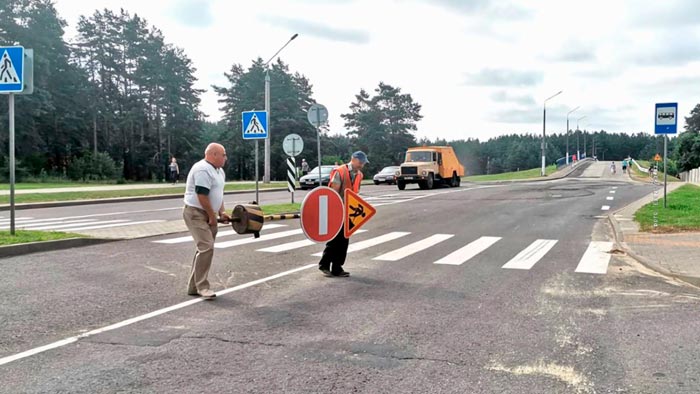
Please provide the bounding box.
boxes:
[611,182,700,286]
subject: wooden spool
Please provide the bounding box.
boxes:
[231,204,264,238]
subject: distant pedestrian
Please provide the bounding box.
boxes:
[334,161,339,167]
[182,143,230,299]
[169,157,180,184]
[318,151,368,278]
[301,159,310,175]
[622,159,628,174]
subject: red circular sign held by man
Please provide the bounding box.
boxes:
[300,186,344,243]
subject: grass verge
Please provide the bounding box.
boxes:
[261,203,301,215]
[634,184,700,232]
[463,165,557,182]
[629,160,680,183]
[0,230,82,246]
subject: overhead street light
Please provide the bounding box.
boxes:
[542,90,563,176]
[566,106,580,165]
[263,33,299,184]
[577,115,587,160]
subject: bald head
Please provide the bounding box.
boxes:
[205,143,227,169]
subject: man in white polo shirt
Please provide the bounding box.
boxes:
[183,143,230,299]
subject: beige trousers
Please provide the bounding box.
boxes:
[183,205,218,294]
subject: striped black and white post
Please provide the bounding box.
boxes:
[287,156,296,203]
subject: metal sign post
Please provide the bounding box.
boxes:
[283,133,304,204]
[242,110,268,203]
[307,104,329,183]
[9,93,15,234]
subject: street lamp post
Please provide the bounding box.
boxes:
[542,90,563,176]
[566,106,580,165]
[263,33,298,184]
[577,116,586,160]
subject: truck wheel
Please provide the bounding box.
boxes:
[456,176,461,187]
[418,180,427,190]
[426,174,434,189]
[397,180,406,190]
[450,173,458,187]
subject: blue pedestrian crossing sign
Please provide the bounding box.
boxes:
[242,111,268,140]
[0,46,24,93]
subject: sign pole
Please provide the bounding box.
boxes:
[663,135,668,209]
[9,93,15,235]
[317,110,322,182]
[255,139,259,203]
[292,138,296,204]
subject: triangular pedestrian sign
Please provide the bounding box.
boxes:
[654,154,662,161]
[0,50,20,84]
[245,113,265,134]
[344,189,376,238]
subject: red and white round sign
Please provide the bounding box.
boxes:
[300,186,344,243]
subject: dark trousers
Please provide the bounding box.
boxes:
[318,230,350,272]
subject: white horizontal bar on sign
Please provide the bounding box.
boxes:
[311,232,411,257]
[258,230,367,253]
[215,229,304,249]
[502,239,558,270]
[31,220,128,231]
[373,234,454,261]
[154,224,287,244]
[433,236,501,266]
[575,241,613,274]
[65,220,165,231]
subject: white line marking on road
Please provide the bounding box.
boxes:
[502,239,558,270]
[575,241,613,274]
[373,234,454,261]
[433,236,501,266]
[215,229,304,249]
[606,196,614,201]
[601,206,611,211]
[0,263,316,367]
[609,190,616,194]
[62,220,164,231]
[311,232,411,257]
[258,230,367,253]
[0,217,34,223]
[612,187,618,189]
[154,224,287,244]
[0,219,98,230]
[31,220,129,231]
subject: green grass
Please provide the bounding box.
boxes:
[463,165,557,182]
[261,203,301,215]
[0,230,82,246]
[629,160,680,183]
[0,182,118,190]
[0,182,287,205]
[634,184,700,232]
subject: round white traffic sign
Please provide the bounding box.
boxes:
[283,133,304,157]
[307,103,328,128]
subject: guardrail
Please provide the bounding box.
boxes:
[630,159,649,174]
[679,167,700,184]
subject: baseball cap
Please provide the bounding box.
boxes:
[352,151,369,164]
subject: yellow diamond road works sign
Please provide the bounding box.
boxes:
[344,189,376,238]
[654,154,662,161]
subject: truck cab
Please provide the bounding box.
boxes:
[396,146,465,190]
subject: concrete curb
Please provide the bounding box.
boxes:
[607,211,700,288]
[0,187,288,211]
[0,237,117,259]
[465,159,592,185]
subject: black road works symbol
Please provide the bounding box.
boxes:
[348,204,366,230]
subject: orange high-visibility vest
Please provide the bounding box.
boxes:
[331,164,363,194]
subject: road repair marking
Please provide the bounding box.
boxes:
[373,234,454,261]
[502,239,558,270]
[0,263,317,367]
[575,241,613,274]
[434,236,501,265]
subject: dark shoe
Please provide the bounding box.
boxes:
[319,267,332,277]
[331,270,350,277]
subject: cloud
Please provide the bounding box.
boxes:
[628,0,700,27]
[260,16,370,44]
[170,0,214,28]
[626,33,700,66]
[424,0,532,19]
[464,68,543,87]
[545,43,597,63]
[491,91,536,107]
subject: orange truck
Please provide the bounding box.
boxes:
[396,146,465,190]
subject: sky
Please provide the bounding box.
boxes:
[52,0,700,141]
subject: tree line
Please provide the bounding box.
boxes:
[1,0,698,182]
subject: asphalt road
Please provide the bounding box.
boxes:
[1,162,699,393]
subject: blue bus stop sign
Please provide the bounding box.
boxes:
[655,102,677,134]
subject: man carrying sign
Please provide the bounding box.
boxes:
[318,151,368,277]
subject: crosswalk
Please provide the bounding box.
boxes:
[0,216,165,232]
[153,226,617,275]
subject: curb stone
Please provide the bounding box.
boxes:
[0,237,117,259]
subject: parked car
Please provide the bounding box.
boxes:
[373,166,400,185]
[299,165,336,189]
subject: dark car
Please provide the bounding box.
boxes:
[299,165,336,189]
[373,166,400,185]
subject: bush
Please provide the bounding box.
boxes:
[0,157,30,182]
[67,152,121,181]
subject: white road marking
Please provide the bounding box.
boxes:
[215,229,304,249]
[257,230,367,253]
[612,187,618,189]
[601,206,611,211]
[502,239,558,270]
[311,232,411,257]
[61,220,164,231]
[434,236,501,265]
[154,224,287,244]
[373,234,454,261]
[31,220,129,231]
[606,196,614,201]
[575,241,613,274]
[0,217,34,223]
[0,219,98,230]
[0,263,316,367]
[609,190,616,194]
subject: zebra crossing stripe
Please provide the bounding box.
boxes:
[31,220,129,231]
[311,232,411,256]
[215,229,303,249]
[575,241,613,274]
[61,220,164,232]
[0,219,98,230]
[434,236,501,265]
[502,239,558,270]
[154,224,287,244]
[373,234,454,261]
[287,157,296,192]
[258,230,367,253]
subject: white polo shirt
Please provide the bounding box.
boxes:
[184,159,226,212]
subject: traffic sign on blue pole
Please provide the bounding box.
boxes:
[0,46,24,93]
[242,111,268,140]
[655,102,677,135]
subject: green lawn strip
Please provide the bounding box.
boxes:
[0,230,83,246]
[260,203,301,215]
[634,184,700,232]
[0,182,117,190]
[629,160,680,182]
[463,165,557,182]
[0,182,287,204]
